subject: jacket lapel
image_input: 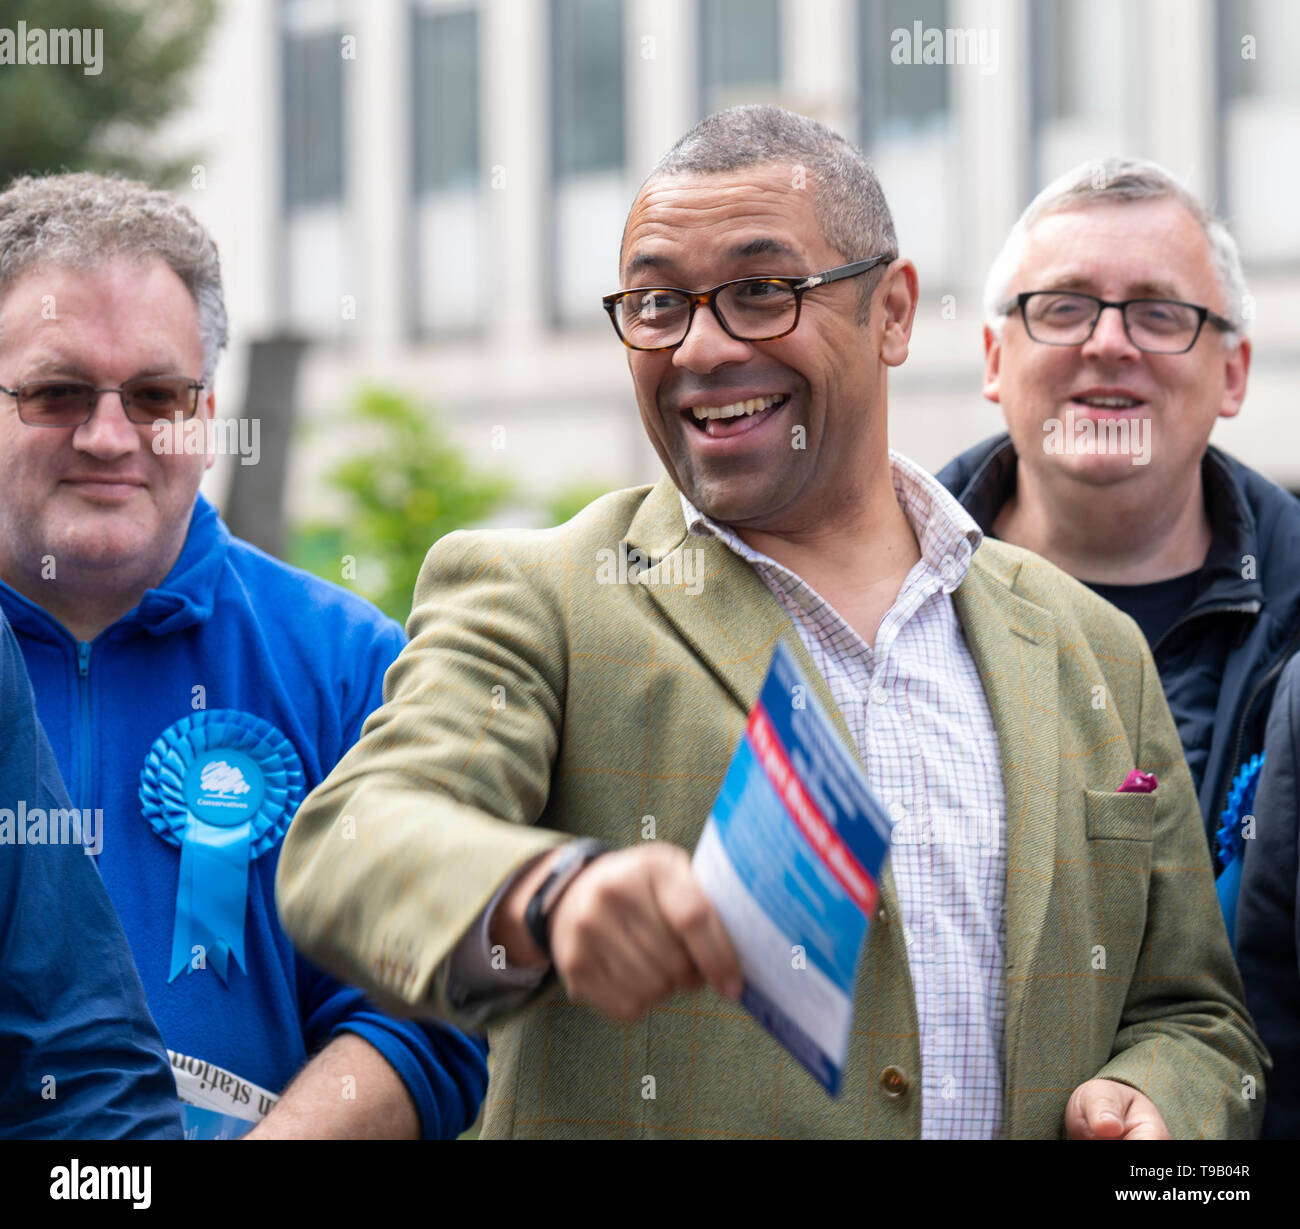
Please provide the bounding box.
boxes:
[953,546,1060,1131]
[626,476,828,717]
[627,477,913,1071]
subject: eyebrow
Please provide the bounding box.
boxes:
[1041,274,1186,300]
[20,357,185,382]
[623,237,805,283]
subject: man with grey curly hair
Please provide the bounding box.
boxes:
[0,173,228,384]
[937,158,1300,938]
[0,172,489,1140]
[0,174,229,629]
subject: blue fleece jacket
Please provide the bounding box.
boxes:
[0,609,182,1139]
[0,496,487,1139]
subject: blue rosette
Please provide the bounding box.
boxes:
[1215,751,1265,952]
[139,710,304,983]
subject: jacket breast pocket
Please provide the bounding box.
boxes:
[1079,788,1154,994]
[1084,788,1155,842]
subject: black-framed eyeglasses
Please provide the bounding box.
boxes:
[999,291,1235,355]
[0,376,206,427]
[602,254,895,351]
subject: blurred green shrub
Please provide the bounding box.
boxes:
[543,481,622,527]
[0,0,218,186]
[290,387,515,623]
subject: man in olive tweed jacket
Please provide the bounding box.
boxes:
[277,107,1265,1138]
[278,475,1264,1139]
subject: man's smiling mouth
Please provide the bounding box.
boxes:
[1069,391,1145,411]
[684,393,789,437]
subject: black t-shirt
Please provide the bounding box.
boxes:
[1082,570,1203,650]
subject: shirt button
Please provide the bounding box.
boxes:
[871,685,888,705]
[879,1066,910,1098]
[875,905,889,925]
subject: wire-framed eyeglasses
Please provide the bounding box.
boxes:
[0,376,206,427]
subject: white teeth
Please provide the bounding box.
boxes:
[690,394,784,421]
[1077,396,1140,408]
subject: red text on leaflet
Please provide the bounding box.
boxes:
[746,705,878,916]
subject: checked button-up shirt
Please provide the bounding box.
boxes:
[682,450,1008,1138]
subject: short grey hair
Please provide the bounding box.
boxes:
[984,156,1249,343]
[0,172,228,382]
[629,105,897,323]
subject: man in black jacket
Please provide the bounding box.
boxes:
[938,157,1300,866]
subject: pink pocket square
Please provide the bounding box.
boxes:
[1117,769,1158,793]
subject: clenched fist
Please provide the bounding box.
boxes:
[494,843,743,1022]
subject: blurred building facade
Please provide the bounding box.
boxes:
[168,0,1300,517]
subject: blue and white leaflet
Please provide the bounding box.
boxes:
[692,641,893,1096]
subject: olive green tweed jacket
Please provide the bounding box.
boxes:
[277,476,1267,1139]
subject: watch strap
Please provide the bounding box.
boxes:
[523,838,608,960]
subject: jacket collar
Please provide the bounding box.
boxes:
[950,433,1263,615]
[952,434,1020,537]
[1195,447,1263,610]
[0,494,229,645]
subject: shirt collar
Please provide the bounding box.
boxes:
[679,450,984,595]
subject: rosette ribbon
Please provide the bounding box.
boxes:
[1215,751,1265,952]
[139,711,304,983]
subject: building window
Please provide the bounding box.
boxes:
[859,0,950,145]
[1042,0,1125,128]
[413,7,479,194]
[280,0,348,335]
[413,5,482,335]
[551,0,627,326]
[858,0,955,288]
[283,21,345,209]
[1219,0,1300,263]
[1223,0,1300,102]
[699,0,781,114]
[1029,0,1135,184]
[552,0,625,176]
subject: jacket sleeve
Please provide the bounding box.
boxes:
[294,956,488,1139]
[278,533,571,1031]
[1235,653,1300,1139]
[286,608,490,1138]
[1093,639,1269,1138]
[344,616,409,749]
[0,620,182,1140]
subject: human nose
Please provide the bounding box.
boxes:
[73,389,141,457]
[1081,302,1141,362]
[672,296,753,374]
